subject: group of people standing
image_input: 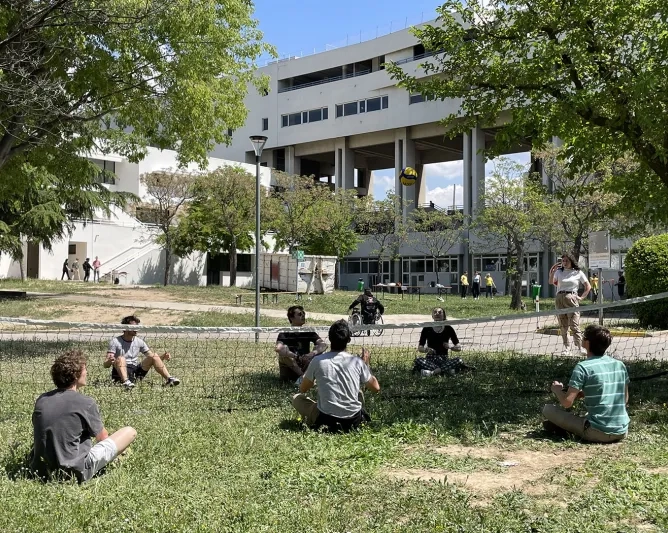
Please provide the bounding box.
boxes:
[459,271,496,299]
[61,256,101,282]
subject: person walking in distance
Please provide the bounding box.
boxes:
[550,253,591,356]
[92,256,101,282]
[617,271,626,300]
[471,271,481,300]
[589,272,599,302]
[460,271,469,298]
[485,273,496,298]
[71,258,81,281]
[61,258,70,280]
[82,258,92,282]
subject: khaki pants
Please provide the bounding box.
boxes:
[292,392,366,427]
[542,404,626,443]
[555,292,582,348]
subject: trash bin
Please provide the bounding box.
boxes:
[531,284,541,300]
[357,278,364,291]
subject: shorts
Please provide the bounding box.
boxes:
[111,363,149,383]
[81,437,118,482]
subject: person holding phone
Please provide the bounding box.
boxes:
[550,253,591,356]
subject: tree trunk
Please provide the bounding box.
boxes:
[163,241,171,286]
[434,256,440,285]
[510,244,525,310]
[572,233,583,262]
[229,239,238,287]
[19,259,24,282]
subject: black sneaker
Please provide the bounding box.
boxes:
[164,376,181,387]
[542,420,571,438]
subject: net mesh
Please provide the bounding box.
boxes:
[1,293,667,413]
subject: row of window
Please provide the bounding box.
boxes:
[280,107,329,128]
[335,95,389,118]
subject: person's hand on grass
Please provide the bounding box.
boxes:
[105,353,115,365]
[162,351,171,361]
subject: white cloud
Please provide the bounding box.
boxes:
[371,171,394,200]
[423,161,463,181]
[426,185,464,209]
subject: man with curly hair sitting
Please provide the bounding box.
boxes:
[30,350,137,483]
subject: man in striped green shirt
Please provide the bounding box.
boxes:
[543,324,629,443]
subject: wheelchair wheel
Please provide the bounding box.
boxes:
[373,313,384,336]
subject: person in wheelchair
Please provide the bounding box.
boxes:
[348,288,385,336]
[413,307,474,377]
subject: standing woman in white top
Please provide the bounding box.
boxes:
[550,253,591,355]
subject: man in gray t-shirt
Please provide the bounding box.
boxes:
[31,350,136,483]
[104,315,180,390]
[292,320,380,432]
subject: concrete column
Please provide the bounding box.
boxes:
[334,137,355,191]
[285,146,301,176]
[462,131,472,275]
[471,126,486,213]
[394,129,420,221]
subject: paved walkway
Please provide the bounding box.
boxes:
[43,293,430,325]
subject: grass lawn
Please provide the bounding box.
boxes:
[0,279,577,318]
[1,336,667,532]
[0,297,327,328]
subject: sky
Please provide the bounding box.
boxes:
[252,1,532,205]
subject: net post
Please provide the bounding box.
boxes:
[598,267,604,325]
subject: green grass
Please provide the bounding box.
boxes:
[0,279,575,318]
[1,337,667,532]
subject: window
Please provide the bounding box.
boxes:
[382,96,389,109]
[347,261,361,274]
[91,159,116,185]
[68,244,76,255]
[262,118,268,131]
[227,128,234,137]
[308,108,322,122]
[366,97,381,112]
[288,112,301,126]
[323,107,329,120]
[343,102,358,116]
[361,261,368,274]
[409,94,424,105]
[359,100,365,113]
[336,104,343,118]
[302,111,308,123]
[379,55,385,70]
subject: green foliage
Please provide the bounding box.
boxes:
[473,158,561,308]
[624,234,668,329]
[0,148,135,259]
[387,0,668,223]
[172,165,257,286]
[265,172,361,258]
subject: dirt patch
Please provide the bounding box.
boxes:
[61,305,183,325]
[85,288,182,303]
[645,467,668,476]
[387,445,615,496]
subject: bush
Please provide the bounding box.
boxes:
[624,234,668,329]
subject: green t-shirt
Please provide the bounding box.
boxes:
[569,355,630,435]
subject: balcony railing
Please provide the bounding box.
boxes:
[278,69,371,93]
[393,50,441,66]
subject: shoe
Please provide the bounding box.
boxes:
[542,420,572,438]
[164,376,181,387]
[421,369,434,377]
[578,347,587,356]
[437,297,444,302]
[122,379,135,390]
[560,345,571,356]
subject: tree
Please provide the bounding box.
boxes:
[387,0,668,222]
[0,155,133,267]
[409,207,466,285]
[472,159,560,309]
[141,170,196,286]
[0,0,271,266]
[356,193,410,284]
[538,146,622,259]
[172,166,257,287]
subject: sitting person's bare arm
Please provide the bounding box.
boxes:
[299,377,315,394]
[365,376,380,393]
[103,352,115,368]
[550,381,581,409]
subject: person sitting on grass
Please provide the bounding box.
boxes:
[542,324,629,443]
[292,320,380,433]
[30,350,137,483]
[104,315,180,390]
[413,307,473,377]
[275,305,327,383]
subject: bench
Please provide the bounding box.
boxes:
[0,290,27,299]
[262,292,303,304]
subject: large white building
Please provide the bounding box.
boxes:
[0,148,272,286]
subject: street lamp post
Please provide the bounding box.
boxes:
[249,135,268,341]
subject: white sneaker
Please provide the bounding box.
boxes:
[560,345,572,356]
[123,379,135,390]
[437,297,444,302]
[421,369,434,377]
[578,347,587,356]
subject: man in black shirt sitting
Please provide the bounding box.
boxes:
[275,305,327,383]
[349,289,385,335]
